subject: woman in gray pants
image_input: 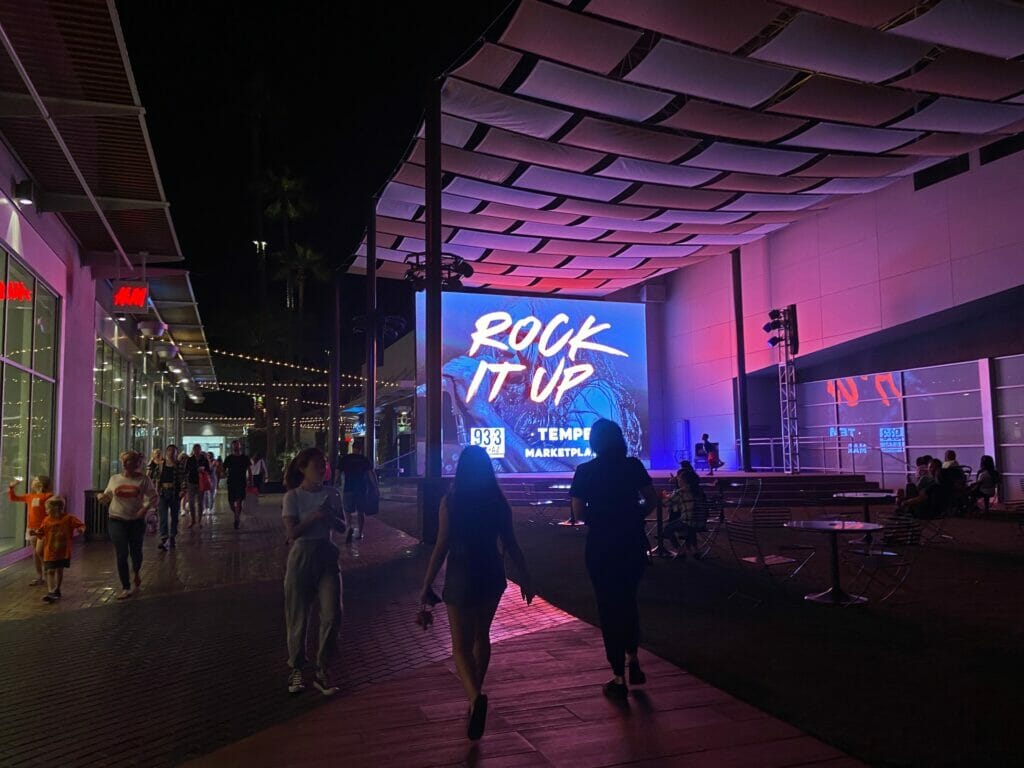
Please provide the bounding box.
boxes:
[282,447,346,696]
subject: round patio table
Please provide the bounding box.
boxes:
[832,491,894,523]
[785,520,883,605]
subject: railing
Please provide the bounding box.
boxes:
[747,435,914,490]
[375,449,418,480]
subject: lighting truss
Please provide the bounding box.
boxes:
[403,252,474,291]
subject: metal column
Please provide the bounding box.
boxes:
[424,79,443,481]
[364,197,377,466]
[421,78,445,542]
[778,307,800,474]
[329,270,341,478]
[731,249,752,471]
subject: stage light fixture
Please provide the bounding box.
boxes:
[767,336,783,348]
[403,252,473,291]
[763,319,783,333]
[768,308,783,320]
[13,180,34,206]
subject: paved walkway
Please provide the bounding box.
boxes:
[0,494,861,767]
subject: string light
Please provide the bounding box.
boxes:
[209,348,328,375]
[212,385,331,408]
[198,346,403,388]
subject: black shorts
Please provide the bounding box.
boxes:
[44,559,70,571]
[228,483,247,503]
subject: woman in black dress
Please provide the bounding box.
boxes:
[419,446,534,740]
[570,419,659,699]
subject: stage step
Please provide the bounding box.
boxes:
[380,473,894,507]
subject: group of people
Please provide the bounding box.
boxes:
[9,475,83,603]
[897,450,1001,518]
[143,441,264,546]
[94,440,258,599]
[280,420,655,744]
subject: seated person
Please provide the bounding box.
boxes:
[898,455,932,505]
[968,455,1000,511]
[941,449,960,470]
[901,459,951,520]
[664,461,706,558]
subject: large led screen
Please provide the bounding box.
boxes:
[416,292,649,474]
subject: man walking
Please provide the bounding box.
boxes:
[339,447,377,543]
[184,444,210,528]
[223,440,252,530]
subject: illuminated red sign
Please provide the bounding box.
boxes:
[112,282,149,310]
[826,372,901,408]
[0,280,32,302]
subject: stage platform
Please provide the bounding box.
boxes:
[380,471,890,508]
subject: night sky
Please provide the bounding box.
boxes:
[115,0,510,409]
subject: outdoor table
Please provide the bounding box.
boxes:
[784,520,883,605]
[832,491,894,523]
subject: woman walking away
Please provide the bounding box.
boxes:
[419,445,535,741]
[97,451,157,599]
[8,475,53,586]
[282,448,346,697]
[570,419,659,700]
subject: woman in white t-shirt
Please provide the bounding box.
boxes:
[281,447,346,697]
[97,450,158,600]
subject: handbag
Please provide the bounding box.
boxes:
[198,469,212,493]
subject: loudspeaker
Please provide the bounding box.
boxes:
[640,284,666,303]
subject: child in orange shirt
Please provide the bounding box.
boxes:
[9,475,53,586]
[32,496,85,604]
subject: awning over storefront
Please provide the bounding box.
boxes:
[0,0,215,384]
[349,0,1024,296]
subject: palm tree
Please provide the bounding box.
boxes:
[261,168,312,256]
[273,244,331,313]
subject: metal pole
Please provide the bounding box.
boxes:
[731,249,752,471]
[421,78,444,543]
[424,78,443,481]
[365,197,378,466]
[329,271,341,479]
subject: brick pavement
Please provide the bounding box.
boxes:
[0,493,861,767]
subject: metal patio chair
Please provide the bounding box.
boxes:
[842,511,921,604]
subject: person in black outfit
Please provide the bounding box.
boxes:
[419,446,534,740]
[223,440,252,530]
[183,444,210,529]
[339,448,377,543]
[570,419,659,700]
[154,445,186,550]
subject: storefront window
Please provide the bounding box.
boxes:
[0,248,59,558]
[5,259,35,368]
[29,378,53,482]
[34,287,57,378]
[0,365,31,554]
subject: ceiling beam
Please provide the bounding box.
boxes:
[0,20,133,270]
[81,251,182,267]
[39,192,169,213]
[0,90,143,118]
[89,265,188,280]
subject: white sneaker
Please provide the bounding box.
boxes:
[287,668,305,694]
[313,671,338,696]
[115,589,132,600]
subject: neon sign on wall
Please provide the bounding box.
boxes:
[112,282,149,309]
[826,372,901,407]
[0,280,32,302]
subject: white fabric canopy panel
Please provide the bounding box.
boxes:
[351,0,1024,297]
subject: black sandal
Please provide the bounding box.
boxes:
[468,694,488,740]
